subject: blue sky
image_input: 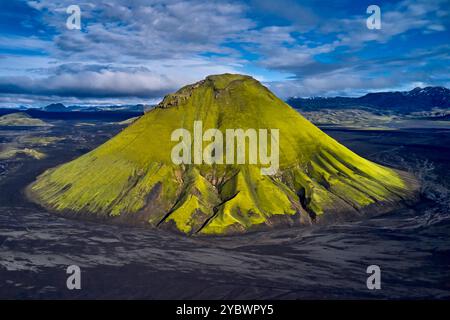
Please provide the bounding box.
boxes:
[0,0,449,107]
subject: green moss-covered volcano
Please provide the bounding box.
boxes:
[27,74,418,235]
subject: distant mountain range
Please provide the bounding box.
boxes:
[1,86,448,119]
[43,103,153,113]
[0,103,152,122]
[0,108,144,122]
[287,86,450,114]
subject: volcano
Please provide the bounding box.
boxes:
[27,74,418,235]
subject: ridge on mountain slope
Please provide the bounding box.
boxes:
[27,74,419,235]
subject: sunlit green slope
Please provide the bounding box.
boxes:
[27,74,418,235]
[0,112,50,126]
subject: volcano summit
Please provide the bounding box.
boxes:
[27,74,418,235]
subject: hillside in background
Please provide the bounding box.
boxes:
[0,112,51,127]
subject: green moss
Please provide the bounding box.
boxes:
[166,167,220,234]
[200,166,297,234]
[28,74,415,235]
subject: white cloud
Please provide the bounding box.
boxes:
[0,0,443,103]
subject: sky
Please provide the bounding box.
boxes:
[0,0,449,107]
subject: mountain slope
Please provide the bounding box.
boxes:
[27,74,418,235]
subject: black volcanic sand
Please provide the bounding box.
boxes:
[0,120,449,299]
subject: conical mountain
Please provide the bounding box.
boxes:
[27,74,418,235]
